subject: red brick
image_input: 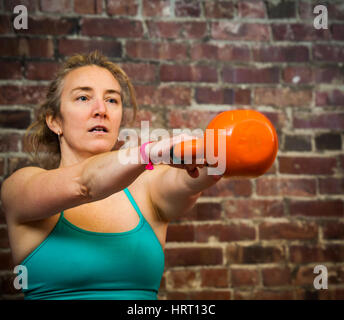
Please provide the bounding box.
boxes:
[135,85,191,106]
[261,111,287,130]
[290,245,344,264]
[142,0,171,17]
[107,0,137,15]
[74,0,102,14]
[4,0,38,12]
[203,1,234,19]
[231,268,259,287]
[175,0,201,17]
[195,87,250,106]
[195,223,255,242]
[316,90,344,107]
[239,289,294,300]
[40,0,72,13]
[0,85,47,105]
[159,274,166,291]
[224,199,284,219]
[195,87,233,105]
[332,24,344,40]
[227,244,286,264]
[181,22,207,39]
[282,66,313,84]
[169,269,197,289]
[0,37,54,58]
[200,268,228,288]
[25,61,59,80]
[0,133,21,153]
[262,267,291,286]
[319,289,344,300]
[254,87,312,107]
[223,67,279,84]
[58,39,122,57]
[166,224,194,242]
[234,89,251,105]
[0,61,21,79]
[272,23,331,41]
[323,222,344,240]
[188,290,231,300]
[0,157,5,176]
[238,1,266,18]
[191,43,250,62]
[165,291,188,300]
[81,18,143,38]
[315,67,344,84]
[201,178,252,198]
[118,63,156,83]
[212,22,270,41]
[319,178,344,195]
[167,110,217,128]
[126,41,188,60]
[120,108,164,128]
[160,65,217,83]
[175,202,222,222]
[253,45,309,62]
[293,112,344,130]
[14,16,77,35]
[146,21,181,38]
[279,156,337,175]
[290,200,343,218]
[0,14,12,34]
[313,45,344,62]
[165,247,223,267]
[259,221,318,240]
[256,177,316,197]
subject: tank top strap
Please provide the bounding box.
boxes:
[124,187,144,219]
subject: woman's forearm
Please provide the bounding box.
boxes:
[79,145,148,202]
[179,166,223,195]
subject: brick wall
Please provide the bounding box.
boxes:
[0,0,343,300]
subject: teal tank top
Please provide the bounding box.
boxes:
[20,188,165,300]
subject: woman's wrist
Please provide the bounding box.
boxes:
[140,141,155,170]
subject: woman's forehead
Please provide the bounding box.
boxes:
[63,65,121,92]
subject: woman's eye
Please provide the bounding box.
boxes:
[107,98,117,104]
[77,96,88,102]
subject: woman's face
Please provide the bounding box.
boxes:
[58,65,123,159]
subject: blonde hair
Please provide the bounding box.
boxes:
[24,51,137,169]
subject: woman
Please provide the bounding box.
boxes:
[1,51,222,300]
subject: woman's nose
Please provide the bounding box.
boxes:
[93,99,107,117]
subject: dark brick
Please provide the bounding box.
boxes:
[0,110,31,129]
[266,0,296,19]
[315,133,342,150]
[284,135,312,151]
[175,0,201,17]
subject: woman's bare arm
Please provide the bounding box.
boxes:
[147,165,222,222]
[1,145,147,224]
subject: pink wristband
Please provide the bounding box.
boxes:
[140,141,154,170]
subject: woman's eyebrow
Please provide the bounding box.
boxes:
[70,87,121,95]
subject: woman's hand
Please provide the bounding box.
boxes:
[145,133,208,179]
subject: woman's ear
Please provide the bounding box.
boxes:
[46,114,61,135]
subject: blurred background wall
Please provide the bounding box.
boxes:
[0,0,343,300]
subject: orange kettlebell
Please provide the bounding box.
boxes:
[171,109,278,178]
